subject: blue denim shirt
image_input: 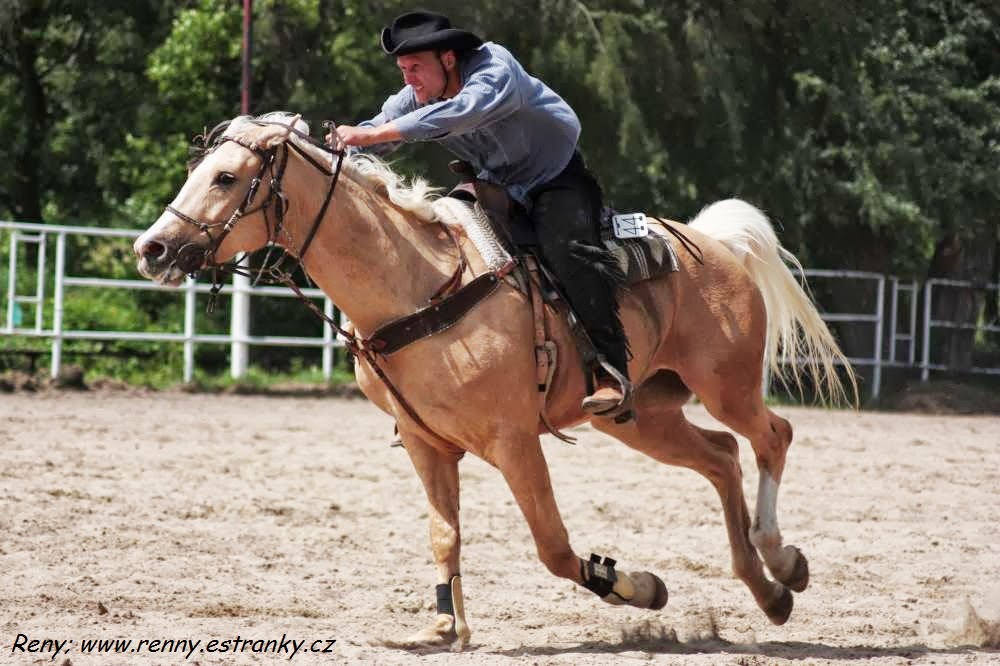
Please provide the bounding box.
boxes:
[355,42,581,207]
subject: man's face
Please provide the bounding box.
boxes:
[396,50,451,104]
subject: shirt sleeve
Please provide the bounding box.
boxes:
[391,58,524,142]
[348,90,415,156]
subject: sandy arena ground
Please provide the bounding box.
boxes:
[2,391,999,665]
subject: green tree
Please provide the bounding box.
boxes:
[0,0,172,225]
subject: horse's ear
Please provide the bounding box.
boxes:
[262,114,302,149]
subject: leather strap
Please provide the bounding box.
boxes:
[649,215,705,265]
[525,257,576,444]
[527,258,549,391]
[367,267,510,356]
[428,223,469,302]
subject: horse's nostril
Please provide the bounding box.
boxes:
[141,240,167,261]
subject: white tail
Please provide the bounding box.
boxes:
[689,199,858,405]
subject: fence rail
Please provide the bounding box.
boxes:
[789,269,886,398]
[921,278,1000,380]
[1,221,344,382]
[2,221,997,395]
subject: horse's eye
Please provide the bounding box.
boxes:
[214,172,237,186]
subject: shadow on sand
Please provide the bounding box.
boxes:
[486,639,996,661]
[483,622,998,662]
[377,619,998,661]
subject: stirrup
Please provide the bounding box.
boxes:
[581,357,633,421]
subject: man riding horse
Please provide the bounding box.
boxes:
[327,10,632,417]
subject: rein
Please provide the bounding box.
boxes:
[275,273,444,437]
[650,216,705,265]
[164,118,474,441]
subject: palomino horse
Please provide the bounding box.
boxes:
[134,113,855,650]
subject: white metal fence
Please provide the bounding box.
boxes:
[1,221,344,382]
[921,278,1000,379]
[2,221,997,395]
[789,269,888,398]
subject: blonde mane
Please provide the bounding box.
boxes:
[344,152,441,223]
[235,113,441,224]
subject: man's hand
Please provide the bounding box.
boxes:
[325,123,402,151]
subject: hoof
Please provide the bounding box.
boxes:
[602,571,668,610]
[383,614,462,651]
[780,547,809,593]
[764,586,794,625]
[628,571,668,610]
[650,576,668,610]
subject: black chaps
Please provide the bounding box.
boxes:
[528,153,630,381]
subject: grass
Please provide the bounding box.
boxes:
[1,356,359,394]
[180,364,357,394]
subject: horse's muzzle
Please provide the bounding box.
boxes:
[134,234,207,285]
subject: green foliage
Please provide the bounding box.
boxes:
[0,0,171,223]
[63,288,155,332]
[187,360,356,392]
[779,0,1000,275]
[147,1,242,128]
[108,133,191,226]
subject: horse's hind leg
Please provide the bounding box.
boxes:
[694,379,809,594]
[490,431,668,612]
[744,409,809,593]
[591,373,794,624]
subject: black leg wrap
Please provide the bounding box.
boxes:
[436,582,455,616]
[581,553,618,598]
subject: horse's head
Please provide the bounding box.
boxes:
[134,113,307,285]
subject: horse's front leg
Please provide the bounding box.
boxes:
[397,431,471,651]
[491,433,668,611]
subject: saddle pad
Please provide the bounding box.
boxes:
[432,197,512,272]
[433,195,679,287]
[603,231,679,285]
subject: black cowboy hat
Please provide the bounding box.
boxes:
[380,11,483,56]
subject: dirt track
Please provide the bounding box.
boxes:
[2,392,999,664]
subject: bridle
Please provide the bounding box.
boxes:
[166,136,280,275]
[163,120,346,308]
